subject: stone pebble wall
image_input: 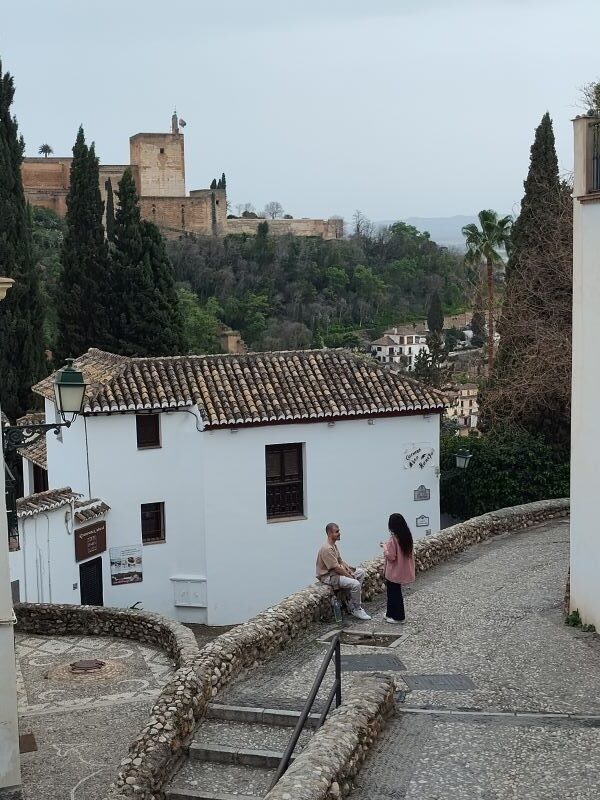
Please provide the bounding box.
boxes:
[264,676,395,800]
[14,497,569,800]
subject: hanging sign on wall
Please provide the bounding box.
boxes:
[75,521,107,562]
[414,485,431,501]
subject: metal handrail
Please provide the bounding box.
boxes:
[269,631,342,789]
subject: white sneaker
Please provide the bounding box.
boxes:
[351,607,371,621]
[384,616,406,624]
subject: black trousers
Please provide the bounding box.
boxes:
[386,579,405,621]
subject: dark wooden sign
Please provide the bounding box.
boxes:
[75,521,107,562]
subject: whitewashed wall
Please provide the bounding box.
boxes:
[202,414,439,624]
[46,404,208,622]
[43,402,440,625]
[9,505,108,606]
[570,116,600,628]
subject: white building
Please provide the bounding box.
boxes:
[570,113,600,628]
[370,326,429,371]
[15,348,444,625]
[445,384,479,433]
[9,489,110,607]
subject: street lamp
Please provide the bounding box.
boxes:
[2,359,87,453]
[53,359,87,424]
[455,448,473,470]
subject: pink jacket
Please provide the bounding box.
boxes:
[383,535,415,584]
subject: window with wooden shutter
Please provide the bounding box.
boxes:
[136,414,161,449]
[265,443,304,520]
[141,502,165,544]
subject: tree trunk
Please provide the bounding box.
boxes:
[487,257,494,374]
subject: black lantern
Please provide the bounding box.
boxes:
[53,359,86,423]
[455,449,473,469]
[2,360,87,454]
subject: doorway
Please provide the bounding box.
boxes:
[79,557,104,606]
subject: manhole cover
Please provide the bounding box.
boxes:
[70,659,106,673]
[340,654,406,672]
[401,674,476,690]
[339,632,400,648]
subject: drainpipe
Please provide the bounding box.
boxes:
[42,512,52,603]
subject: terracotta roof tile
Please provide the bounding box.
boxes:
[17,436,47,470]
[16,488,110,521]
[33,348,445,429]
[16,487,80,518]
[74,498,111,523]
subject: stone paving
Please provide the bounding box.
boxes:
[217,519,600,799]
[15,633,175,800]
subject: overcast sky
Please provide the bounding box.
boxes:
[3,0,598,222]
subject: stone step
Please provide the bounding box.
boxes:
[189,742,284,769]
[207,702,321,728]
[166,760,274,799]
[194,718,312,755]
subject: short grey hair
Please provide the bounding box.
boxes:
[325,522,339,535]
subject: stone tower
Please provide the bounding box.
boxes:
[129,116,185,198]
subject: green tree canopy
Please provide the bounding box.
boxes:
[485,113,572,451]
[462,210,512,372]
[427,289,444,334]
[110,167,184,356]
[55,126,113,361]
[0,60,46,420]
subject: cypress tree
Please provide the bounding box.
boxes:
[0,61,46,420]
[111,168,184,355]
[426,290,444,334]
[105,177,115,242]
[486,113,572,448]
[56,127,113,360]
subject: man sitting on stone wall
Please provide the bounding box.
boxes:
[316,522,371,620]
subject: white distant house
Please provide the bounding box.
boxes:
[445,384,479,434]
[12,348,444,625]
[570,113,600,628]
[370,326,429,371]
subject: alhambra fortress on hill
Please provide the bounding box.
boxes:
[22,114,343,240]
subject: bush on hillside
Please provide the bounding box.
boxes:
[440,428,569,519]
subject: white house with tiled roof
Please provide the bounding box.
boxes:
[370,326,429,371]
[27,348,444,624]
[8,488,110,606]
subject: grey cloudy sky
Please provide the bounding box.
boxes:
[2,0,597,222]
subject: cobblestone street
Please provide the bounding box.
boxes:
[15,634,175,800]
[218,519,600,799]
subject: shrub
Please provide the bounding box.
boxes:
[440,427,569,518]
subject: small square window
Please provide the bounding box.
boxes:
[265,443,304,520]
[141,502,165,544]
[159,147,165,154]
[136,414,161,449]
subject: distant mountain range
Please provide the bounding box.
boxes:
[377,215,509,250]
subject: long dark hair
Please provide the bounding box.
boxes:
[388,513,413,557]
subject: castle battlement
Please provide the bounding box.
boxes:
[22,120,342,240]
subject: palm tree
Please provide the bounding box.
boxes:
[462,210,512,374]
[38,143,53,158]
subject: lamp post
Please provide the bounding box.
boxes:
[2,360,87,454]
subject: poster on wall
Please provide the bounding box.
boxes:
[403,445,435,471]
[110,545,143,585]
[416,515,430,528]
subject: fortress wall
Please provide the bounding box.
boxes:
[130,133,185,197]
[226,217,343,240]
[138,194,227,238]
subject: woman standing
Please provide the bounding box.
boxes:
[380,513,415,623]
